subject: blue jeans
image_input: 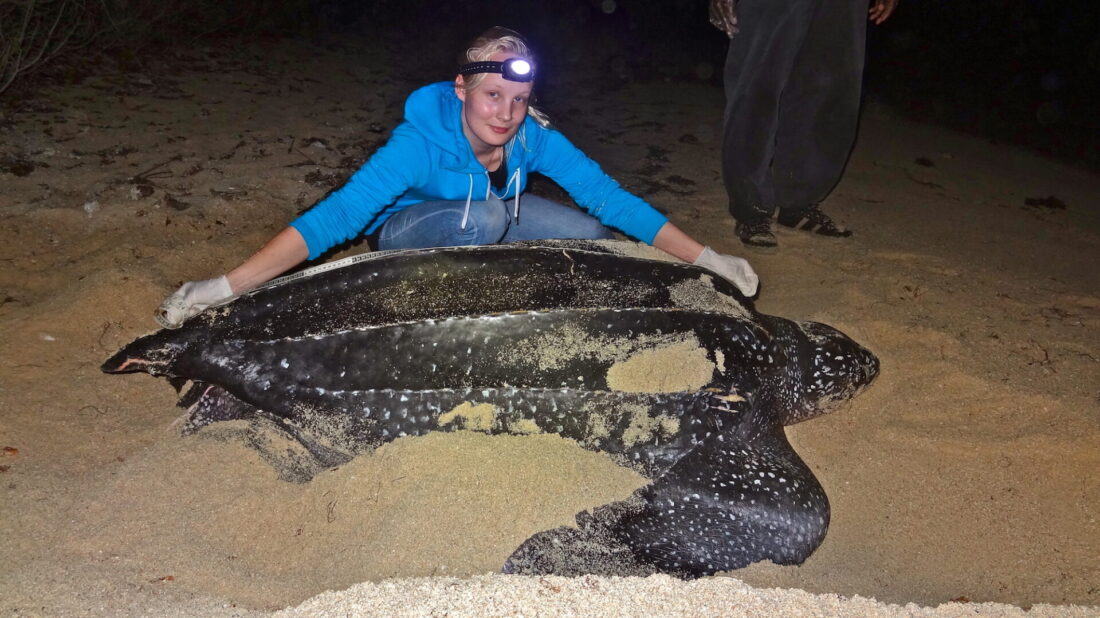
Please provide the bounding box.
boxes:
[376,193,613,250]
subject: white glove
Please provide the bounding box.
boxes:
[155,276,234,329]
[693,246,759,297]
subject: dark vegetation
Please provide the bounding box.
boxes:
[0,0,344,95]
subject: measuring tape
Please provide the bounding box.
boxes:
[252,248,408,291]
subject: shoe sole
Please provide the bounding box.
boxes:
[739,238,779,252]
[776,219,852,238]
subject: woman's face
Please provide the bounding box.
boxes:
[455,51,534,155]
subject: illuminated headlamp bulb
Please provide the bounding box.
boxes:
[458,57,536,83]
[506,59,531,78]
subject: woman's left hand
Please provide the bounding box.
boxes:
[693,246,759,297]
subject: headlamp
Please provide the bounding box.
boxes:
[458,57,534,82]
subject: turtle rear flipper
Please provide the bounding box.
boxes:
[504,419,828,577]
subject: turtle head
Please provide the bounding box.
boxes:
[100,328,201,376]
[781,320,880,424]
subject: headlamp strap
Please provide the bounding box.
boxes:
[459,61,504,76]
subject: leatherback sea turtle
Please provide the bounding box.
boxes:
[102,239,879,578]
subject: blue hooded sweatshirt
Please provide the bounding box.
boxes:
[290,82,669,259]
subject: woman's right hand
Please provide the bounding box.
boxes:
[153,227,310,328]
[155,276,234,329]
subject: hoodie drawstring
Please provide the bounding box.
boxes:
[460,174,475,230]
[459,167,523,230]
[506,167,521,223]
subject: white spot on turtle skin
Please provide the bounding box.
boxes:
[280,358,290,368]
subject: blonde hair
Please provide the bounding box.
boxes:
[457,27,551,128]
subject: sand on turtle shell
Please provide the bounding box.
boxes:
[605,337,715,393]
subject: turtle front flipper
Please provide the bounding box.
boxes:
[502,418,829,578]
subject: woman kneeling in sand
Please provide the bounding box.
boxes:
[157,26,758,327]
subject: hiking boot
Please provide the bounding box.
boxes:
[777,205,852,237]
[735,219,778,248]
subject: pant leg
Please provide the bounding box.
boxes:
[722,0,819,224]
[376,197,509,250]
[376,194,612,251]
[772,0,869,213]
[499,194,614,242]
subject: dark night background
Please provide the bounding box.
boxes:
[4,0,1099,171]
[311,0,1100,172]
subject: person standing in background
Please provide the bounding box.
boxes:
[709,0,898,248]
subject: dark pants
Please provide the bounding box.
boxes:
[722,0,869,224]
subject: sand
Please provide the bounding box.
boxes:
[1,35,1098,617]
